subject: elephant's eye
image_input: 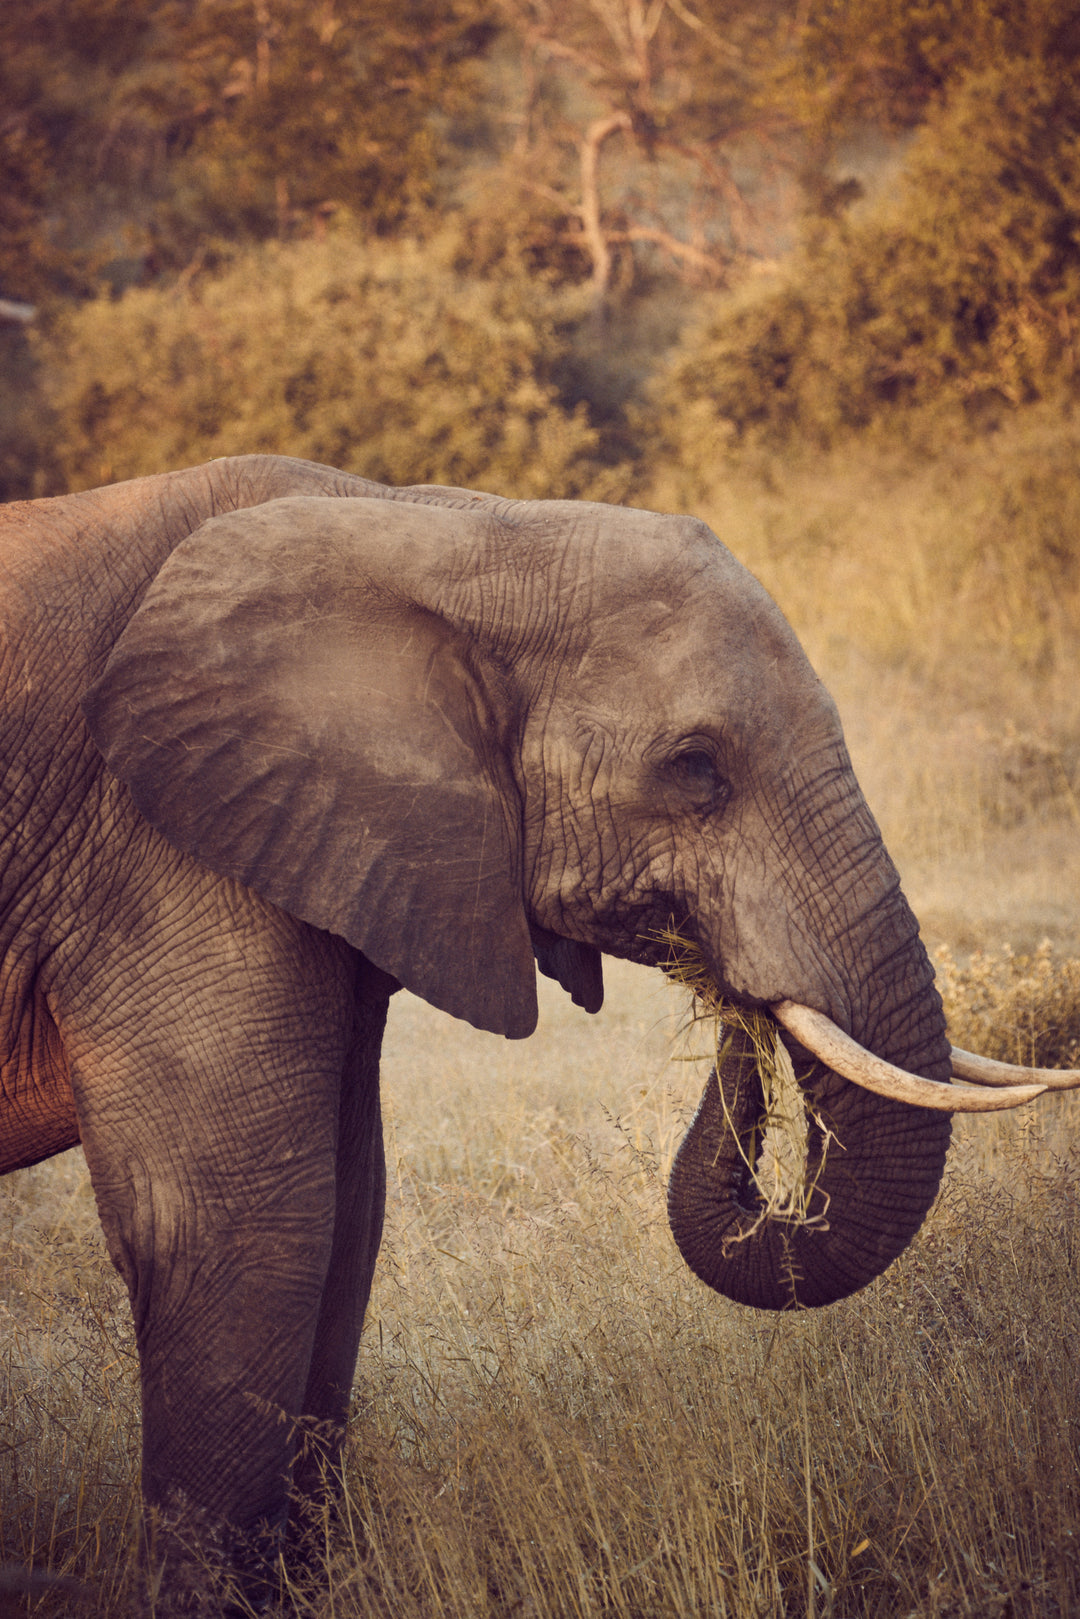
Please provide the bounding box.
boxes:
[666,748,730,811]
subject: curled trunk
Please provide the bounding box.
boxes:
[668,1025,952,1310]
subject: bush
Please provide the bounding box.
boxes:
[0,327,57,501]
[37,230,625,500]
[654,61,1080,464]
[935,941,1080,1070]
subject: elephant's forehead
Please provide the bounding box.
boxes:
[565,586,836,756]
[573,520,783,643]
[576,562,805,690]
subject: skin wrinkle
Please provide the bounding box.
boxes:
[742,752,906,1009]
[0,990,70,1166]
[700,773,796,1005]
[538,731,662,941]
[569,728,615,879]
[51,815,191,965]
[788,804,884,912]
[480,519,587,672]
[787,828,920,1018]
[63,919,350,1231]
[864,968,944,1069]
[525,584,723,938]
[532,728,644,943]
[530,621,912,1040]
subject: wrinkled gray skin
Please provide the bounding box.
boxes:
[0,455,950,1606]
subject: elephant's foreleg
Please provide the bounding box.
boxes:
[292,960,390,1511]
[76,1067,343,1610]
[49,910,360,1611]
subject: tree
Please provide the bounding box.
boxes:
[0,0,496,300]
[470,0,799,303]
[790,0,1080,137]
[133,0,497,260]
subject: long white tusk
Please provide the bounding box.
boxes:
[950,1047,1080,1091]
[770,1001,1046,1112]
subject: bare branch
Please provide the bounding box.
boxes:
[580,112,632,302]
[665,0,743,57]
[608,224,728,277]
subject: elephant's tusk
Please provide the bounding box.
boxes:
[950,1047,1080,1091]
[771,1001,1046,1113]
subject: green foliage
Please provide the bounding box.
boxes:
[37,231,623,500]
[654,59,1080,465]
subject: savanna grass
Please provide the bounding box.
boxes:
[3,952,1079,1617]
[299,960,1080,1619]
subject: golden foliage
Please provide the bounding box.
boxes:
[936,940,1080,1070]
[36,230,626,501]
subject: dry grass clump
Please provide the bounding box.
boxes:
[3,964,1080,1617]
[657,928,829,1234]
[0,1153,140,1612]
[935,940,1080,1071]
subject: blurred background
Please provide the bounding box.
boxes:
[3,0,1079,950]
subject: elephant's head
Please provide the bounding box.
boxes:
[81,487,1044,1312]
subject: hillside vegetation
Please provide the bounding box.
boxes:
[4,5,1078,801]
[5,0,1079,503]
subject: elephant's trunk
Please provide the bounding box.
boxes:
[667,925,954,1310]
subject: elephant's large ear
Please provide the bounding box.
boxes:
[82,496,538,1037]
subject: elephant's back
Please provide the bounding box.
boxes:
[0,457,391,913]
[0,492,140,927]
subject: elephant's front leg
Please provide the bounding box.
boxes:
[291,956,392,1514]
[51,914,363,1612]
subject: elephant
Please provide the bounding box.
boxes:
[1,453,1073,1608]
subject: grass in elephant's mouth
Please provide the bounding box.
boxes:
[3,957,1080,1618]
[656,929,830,1233]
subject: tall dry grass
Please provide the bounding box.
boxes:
[4,955,1080,1617]
[4,425,1080,1614]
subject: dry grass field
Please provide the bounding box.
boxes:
[3,436,1080,1616]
